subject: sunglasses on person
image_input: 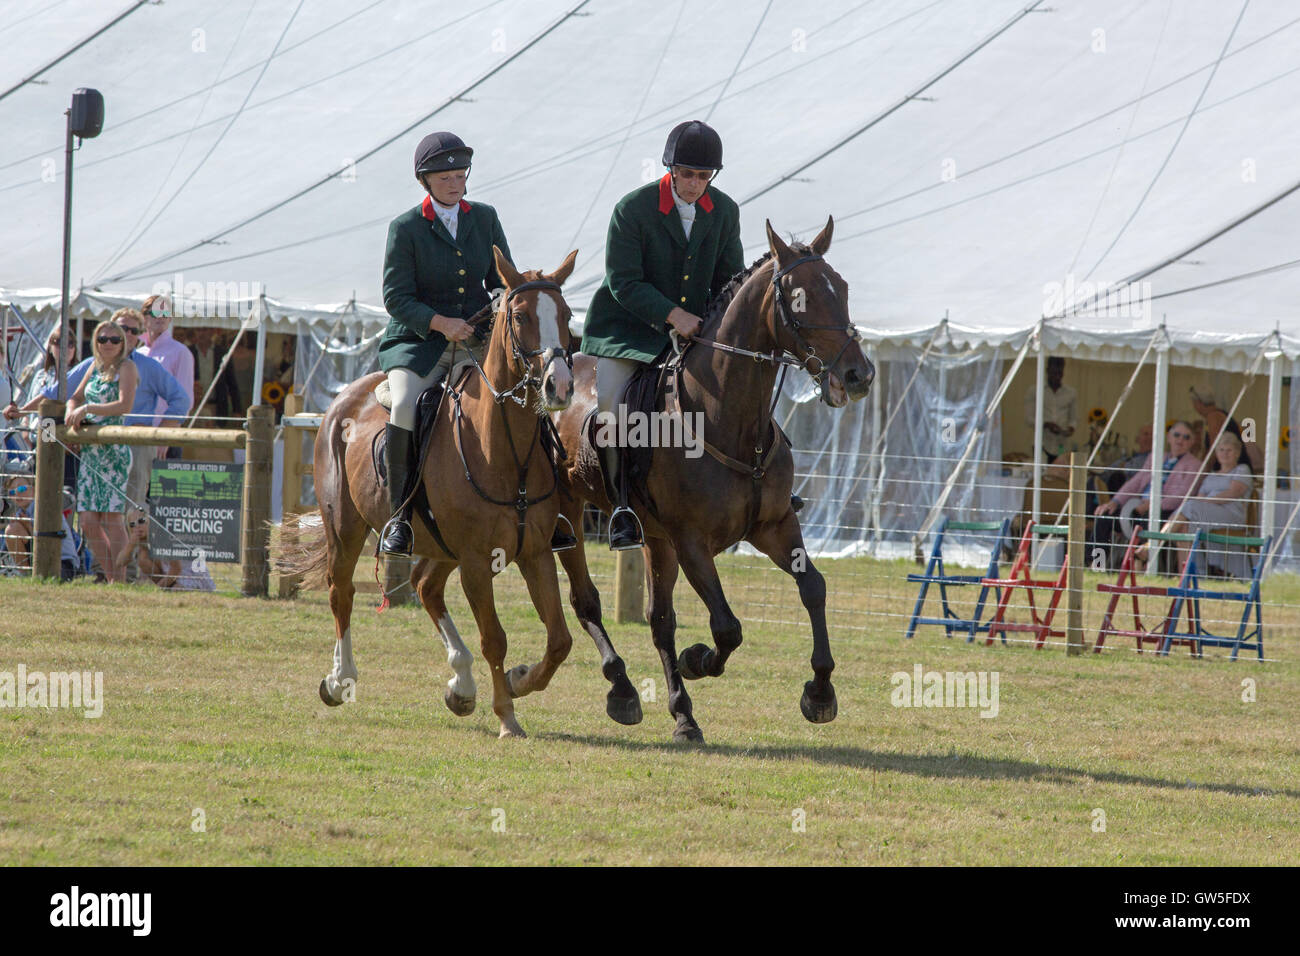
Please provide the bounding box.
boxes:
[118,325,141,335]
[1169,430,1192,440]
[673,167,714,182]
[8,484,29,495]
[97,335,124,345]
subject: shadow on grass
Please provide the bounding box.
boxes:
[540,731,1300,800]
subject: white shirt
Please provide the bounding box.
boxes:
[671,183,696,240]
[431,199,459,239]
[1023,382,1078,456]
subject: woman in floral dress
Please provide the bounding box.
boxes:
[67,320,138,583]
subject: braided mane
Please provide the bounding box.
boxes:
[702,243,815,327]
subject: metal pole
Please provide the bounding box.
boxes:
[1149,327,1170,564]
[57,109,74,400]
[1263,340,1283,540]
[251,292,268,408]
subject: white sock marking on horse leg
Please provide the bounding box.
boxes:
[438,613,476,699]
[325,627,357,700]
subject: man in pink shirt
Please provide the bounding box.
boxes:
[138,295,195,427]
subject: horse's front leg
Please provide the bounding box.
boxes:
[458,557,525,739]
[507,546,574,698]
[674,540,743,682]
[645,537,702,743]
[747,510,836,723]
[556,500,641,725]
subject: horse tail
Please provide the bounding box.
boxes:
[277,510,330,590]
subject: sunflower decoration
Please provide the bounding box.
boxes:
[262,381,287,406]
[1283,425,1291,450]
[1088,406,1108,423]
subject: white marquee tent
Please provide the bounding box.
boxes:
[3,0,1299,558]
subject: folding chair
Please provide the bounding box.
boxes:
[983,521,1069,648]
[1161,531,1270,661]
[905,517,1011,641]
[1094,528,1196,654]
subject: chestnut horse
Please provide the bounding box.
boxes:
[283,248,590,738]
[552,218,874,742]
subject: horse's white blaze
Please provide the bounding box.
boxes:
[324,626,357,700]
[537,292,572,402]
[536,294,562,351]
[438,612,476,699]
[823,275,837,299]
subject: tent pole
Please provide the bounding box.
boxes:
[1032,323,1046,533]
[1148,324,1170,566]
[251,291,268,407]
[1263,335,1283,541]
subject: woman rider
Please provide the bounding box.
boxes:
[581,120,744,550]
[378,131,509,555]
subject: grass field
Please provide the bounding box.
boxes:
[1,548,1297,865]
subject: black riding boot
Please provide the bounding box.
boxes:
[603,446,643,551]
[550,515,577,552]
[380,423,416,555]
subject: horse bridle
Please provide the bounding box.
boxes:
[673,253,861,401]
[768,253,862,398]
[465,279,572,408]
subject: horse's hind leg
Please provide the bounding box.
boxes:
[320,500,371,706]
[674,540,744,682]
[747,510,836,723]
[556,502,641,725]
[505,548,573,698]
[458,559,526,739]
[645,537,702,743]
[413,558,477,717]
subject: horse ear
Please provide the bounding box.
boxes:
[765,219,793,265]
[548,249,579,286]
[493,245,524,288]
[810,215,834,255]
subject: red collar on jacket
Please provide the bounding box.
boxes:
[658,173,713,214]
[422,195,472,220]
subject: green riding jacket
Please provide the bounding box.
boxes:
[581,174,744,363]
[380,195,512,375]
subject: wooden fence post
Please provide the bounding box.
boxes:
[31,399,66,581]
[278,391,304,599]
[241,405,274,597]
[614,548,645,624]
[1066,451,1085,655]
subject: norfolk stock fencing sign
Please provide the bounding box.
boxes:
[149,461,243,563]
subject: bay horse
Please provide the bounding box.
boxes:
[552,217,874,742]
[282,248,597,738]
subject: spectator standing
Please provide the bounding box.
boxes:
[137,295,194,458]
[1024,356,1077,461]
[66,320,138,584]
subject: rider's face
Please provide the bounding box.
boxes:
[671,166,712,204]
[425,169,468,206]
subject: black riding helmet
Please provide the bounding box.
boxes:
[414,131,473,180]
[662,120,723,170]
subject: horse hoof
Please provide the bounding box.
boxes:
[800,681,838,724]
[678,643,712,681]
[319,679,344,707]
[443,685,476,717]
[498,721,527,739]
[605,691,643,726]
[672,724,705,744]
[505,664,530,699]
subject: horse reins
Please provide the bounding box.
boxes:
[665,253,859,539]
[448,279,571,554]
